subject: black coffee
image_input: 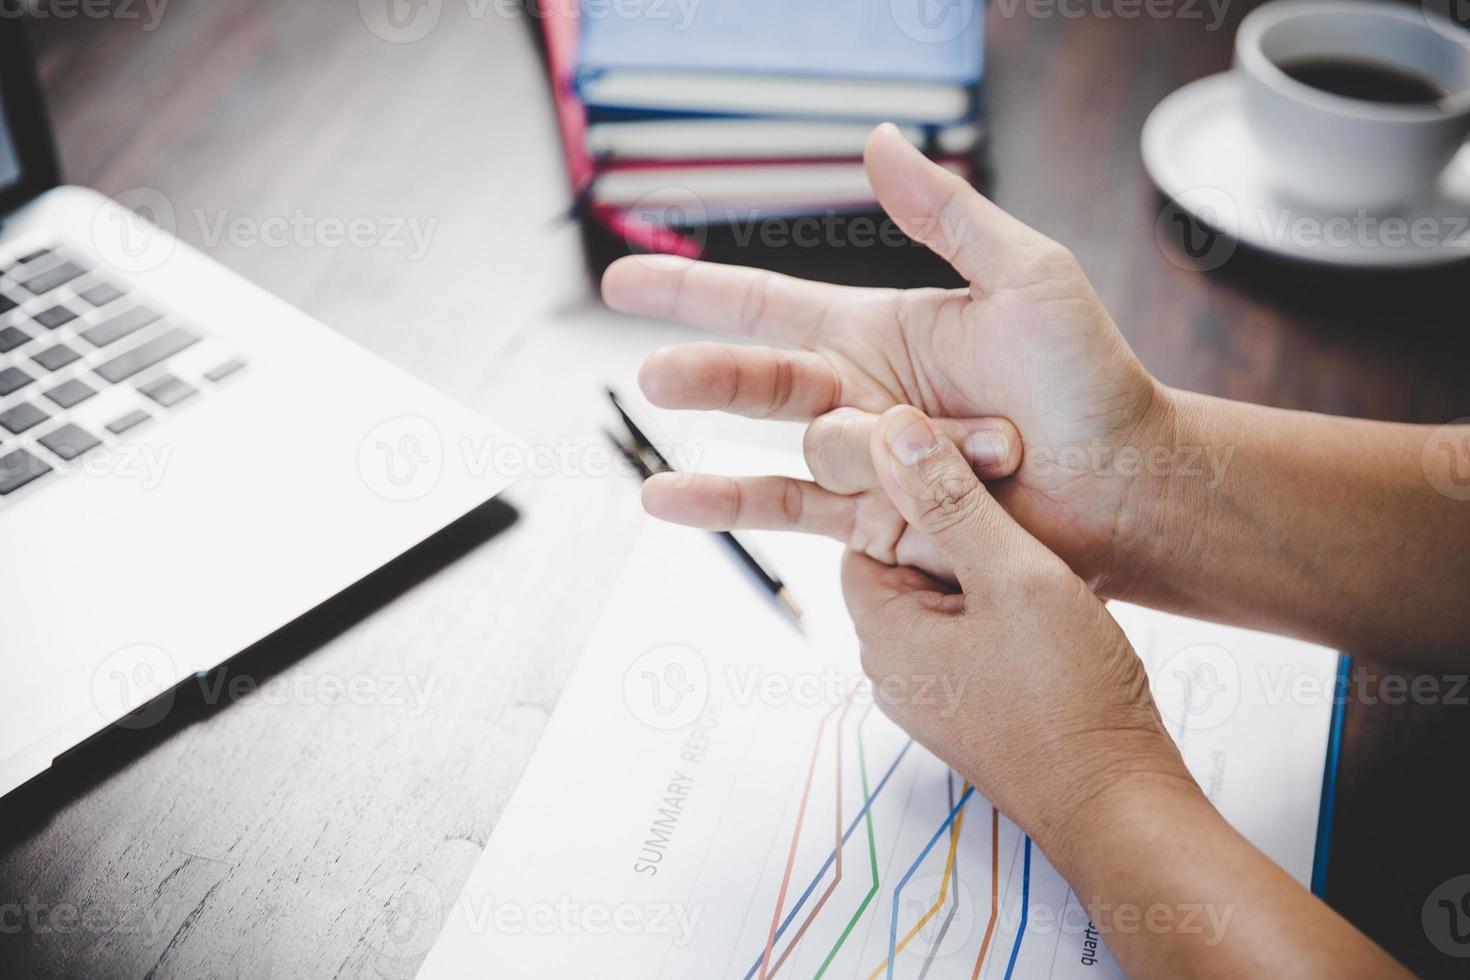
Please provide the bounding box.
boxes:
[1280,57,1449,105]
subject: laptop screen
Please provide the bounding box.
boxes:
[0,87,24,195]
[0,4,59,215]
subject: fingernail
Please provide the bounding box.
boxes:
[964,430,1010,469]
[888,416,940,466]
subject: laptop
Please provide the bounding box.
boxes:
[0,9,521,797]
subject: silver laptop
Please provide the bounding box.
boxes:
[0,10,520,796]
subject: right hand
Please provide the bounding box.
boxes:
[842,405,1191,847]
[605,123,1180,595]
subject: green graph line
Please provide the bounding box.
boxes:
[813,703,881,978]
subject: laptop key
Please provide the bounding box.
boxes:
[0,402,48,435]
[33,305,77,330]
[0,366,33,396]
[106,409,152,435]
[16,248,51,265]
[139,373,197,407]
[80,306,162,348]
[0,448,52,495]
[95,326,199,383]
[0,325,30,352]
[204,358,246,382]
[44,377,97,409]
[0,293,17,315]
[21,261,86,295]
[80,281,126,307]
[39,422,102,461]
[32,344,80,371]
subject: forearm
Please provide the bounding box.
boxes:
[1042,776,1407,979]
[1115,390,1470,669]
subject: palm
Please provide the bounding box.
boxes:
[766,265,1161,586]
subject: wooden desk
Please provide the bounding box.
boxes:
[3,1,1467,976]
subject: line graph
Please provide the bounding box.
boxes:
[738,688,1035,980]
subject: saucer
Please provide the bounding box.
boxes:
[1141,71,1470,268]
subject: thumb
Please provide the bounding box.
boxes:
[869,405,1027,594]
[864,122,1068,296]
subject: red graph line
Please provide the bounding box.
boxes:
[767,695,858,977]
[757,692,855,980]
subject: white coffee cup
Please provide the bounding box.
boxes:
[1235,0,1470,212]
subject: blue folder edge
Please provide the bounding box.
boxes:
[1310,653,1351,897]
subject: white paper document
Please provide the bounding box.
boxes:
[420,513,1340,979]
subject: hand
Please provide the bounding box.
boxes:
[643,409,1022,582]
[843,405,1193,848]
[603,124,1178,594]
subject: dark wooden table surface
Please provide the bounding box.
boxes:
[3,1,1468,977]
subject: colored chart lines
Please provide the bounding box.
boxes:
[916,774,964,980]
[882,787,976,980]
[878,784,974,980]
[969,808,1000,980]
[1001,839,1032,980]
[740,694,1040,980]
[739,737,915,980]
[759,694,855,980]
[767,697,858,979]
[813,706,882,980]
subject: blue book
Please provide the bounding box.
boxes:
[575,0,984,126]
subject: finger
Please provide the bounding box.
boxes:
[641,472,855,540]
[840,550,963,643]
[601,253,868,347]
[638,343,844,420]
[869,405,1028,594]
[864,123,1070,296]
[805,409,1021,492]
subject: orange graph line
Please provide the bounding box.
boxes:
[757,693,854,980]
[970,806,1000,980]
[865,783,971,980]
[765,695,857,977]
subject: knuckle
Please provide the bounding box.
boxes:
[721,478,745,529]
[765,351,796,417]
[1031,240,1082,278]
[912,464,983,535]
[778,479,805,526]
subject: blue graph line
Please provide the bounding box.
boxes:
[1002,838,1032,980]
[884,785,976,980]
[741,739,915,980]
[1311,654,1351,897]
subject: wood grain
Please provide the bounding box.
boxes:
[2,1,1467,976]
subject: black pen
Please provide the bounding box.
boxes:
[605,388,807,634]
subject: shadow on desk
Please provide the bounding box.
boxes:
[0,497,520,841]
[1157,193,1470,340]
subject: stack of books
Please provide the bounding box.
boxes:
[538,0,986,264]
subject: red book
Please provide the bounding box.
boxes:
[536,0,701,257]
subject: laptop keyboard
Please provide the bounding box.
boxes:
[0,245,247,502]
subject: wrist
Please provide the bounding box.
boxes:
[1036,754,1212,885]
[1097,385,1219,603]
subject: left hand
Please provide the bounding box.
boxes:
[843,404,1193,848]
[605,124,1177,596]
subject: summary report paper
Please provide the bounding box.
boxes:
[418,450,1339,979]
